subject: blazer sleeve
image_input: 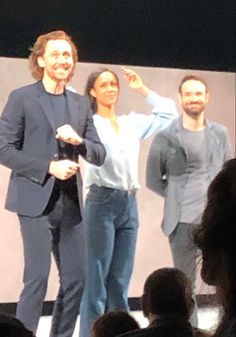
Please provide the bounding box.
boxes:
[75,99,106,167]
[0,90,50,183]
[146,133,168,197]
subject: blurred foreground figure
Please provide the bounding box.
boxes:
[0,314,35,337]
[92,310,139,337]
[194,158,236,337]
[119,268,209,337]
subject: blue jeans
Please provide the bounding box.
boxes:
[79,185,139,337]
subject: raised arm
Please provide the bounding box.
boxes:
[122,67,151,97]
[121,67,178,139]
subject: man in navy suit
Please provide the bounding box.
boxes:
[0,30,106,337]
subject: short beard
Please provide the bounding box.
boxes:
[183,105,205,117]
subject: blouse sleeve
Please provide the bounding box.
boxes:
[130,90,178,140]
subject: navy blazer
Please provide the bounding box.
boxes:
[0,81,106,217]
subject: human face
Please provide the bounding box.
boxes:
[90,71,119,108]
[37,39,74,83]
[179,80,209,117]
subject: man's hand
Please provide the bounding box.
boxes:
[122,67,150,97]
[49,159,79,180]
[56,124,83,145]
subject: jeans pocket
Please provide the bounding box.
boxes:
[86,185,115,204]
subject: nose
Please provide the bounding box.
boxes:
[57,55,68,64]
[190,94,200,102]
[107,84,116,91]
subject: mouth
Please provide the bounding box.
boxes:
[55,65,71,71]
[188,103,202,109]
[106,93,117,98]
[56,68,69,72]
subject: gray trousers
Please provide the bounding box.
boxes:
[16,187,85,337]
[169,222,199,327]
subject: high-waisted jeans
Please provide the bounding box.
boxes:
[79,184,139,337]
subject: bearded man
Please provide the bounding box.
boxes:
[146,75,232,327]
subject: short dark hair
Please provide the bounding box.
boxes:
[143,268,193,319]
[0,314,35,337]
[29,30,78,81]
[84,68,119,113]
[92,310,139,337]
[178,75,208,94]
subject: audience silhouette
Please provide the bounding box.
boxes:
[194,158,236,337]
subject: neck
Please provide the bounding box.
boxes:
[182,112,206,131]
[42,74,65,95]
[96,103,116,119]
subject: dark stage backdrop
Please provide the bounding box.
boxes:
[0,57,235,303]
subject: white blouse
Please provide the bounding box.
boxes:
[84,90,178,190]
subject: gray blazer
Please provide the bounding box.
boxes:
[146,117,232,236]
[0,81,106,217]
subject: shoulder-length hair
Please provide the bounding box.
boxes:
[29,30,78,82]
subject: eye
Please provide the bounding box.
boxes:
[63,52,71,58]
[50,52,60,59]
[195,92,202,96]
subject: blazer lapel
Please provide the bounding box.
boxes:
[175,118,187,155]
[37,94,57,134]
[35,82,84,135]
[66,90,80,132]
[35,82,57,134]
[205,120,215,163]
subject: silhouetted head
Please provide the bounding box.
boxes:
[92,310,139,337]
[0,314,35,337]
[194,158,236,313]
[142,268,194,320]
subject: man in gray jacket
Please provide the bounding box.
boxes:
[146,75,232,326]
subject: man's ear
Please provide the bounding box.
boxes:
[178,93,182,105]
[37,56,45,68]
[90,88,96,98]
[205,92,210,103]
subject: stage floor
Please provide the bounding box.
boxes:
[36,306,220,336]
